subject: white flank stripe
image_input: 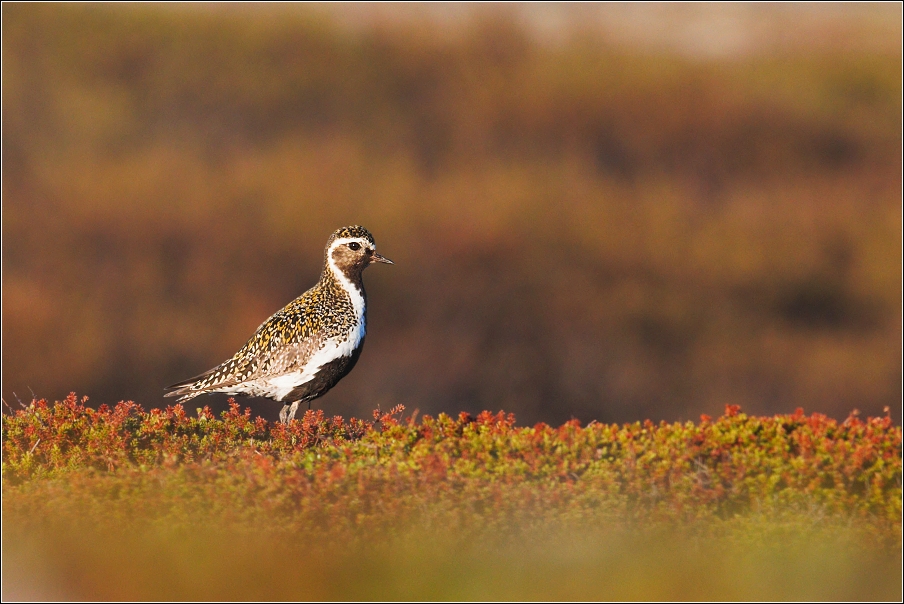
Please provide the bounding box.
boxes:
[326,237,368,325]
[263,332,362,400]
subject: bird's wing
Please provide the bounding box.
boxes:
[164,297,323,401]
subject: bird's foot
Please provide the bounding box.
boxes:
[286,400,301,422]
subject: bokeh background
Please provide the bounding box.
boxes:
[3,3,901,425]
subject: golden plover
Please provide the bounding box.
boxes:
[165,225,393,423]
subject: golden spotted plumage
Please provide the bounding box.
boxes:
[165,225,392,422]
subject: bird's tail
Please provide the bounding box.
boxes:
[164,368,218,402]
[162,387,204,403]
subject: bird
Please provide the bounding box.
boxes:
[165,225,393,423]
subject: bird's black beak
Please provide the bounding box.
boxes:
[371,252,394,265]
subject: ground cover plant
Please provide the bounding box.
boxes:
[3,394,901,600]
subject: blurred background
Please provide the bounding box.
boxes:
[3,3,901,425]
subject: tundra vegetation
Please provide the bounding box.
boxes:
[3,395,901,600]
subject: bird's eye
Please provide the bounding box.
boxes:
[348,242,361,251]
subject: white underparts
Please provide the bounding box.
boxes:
[326,237,368,325]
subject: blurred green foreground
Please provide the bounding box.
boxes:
[4,515,900,600]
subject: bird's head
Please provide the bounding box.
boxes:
[324,225,393,281]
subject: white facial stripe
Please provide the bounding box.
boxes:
[326,237,368,337]
[328,237,373,253]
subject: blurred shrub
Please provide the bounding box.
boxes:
[2,4,901,423]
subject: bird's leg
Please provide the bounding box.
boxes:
[286,400,301,422]
[279,404,290,424]
[308,400,312,411]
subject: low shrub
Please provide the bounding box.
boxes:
[3,394,900,533]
